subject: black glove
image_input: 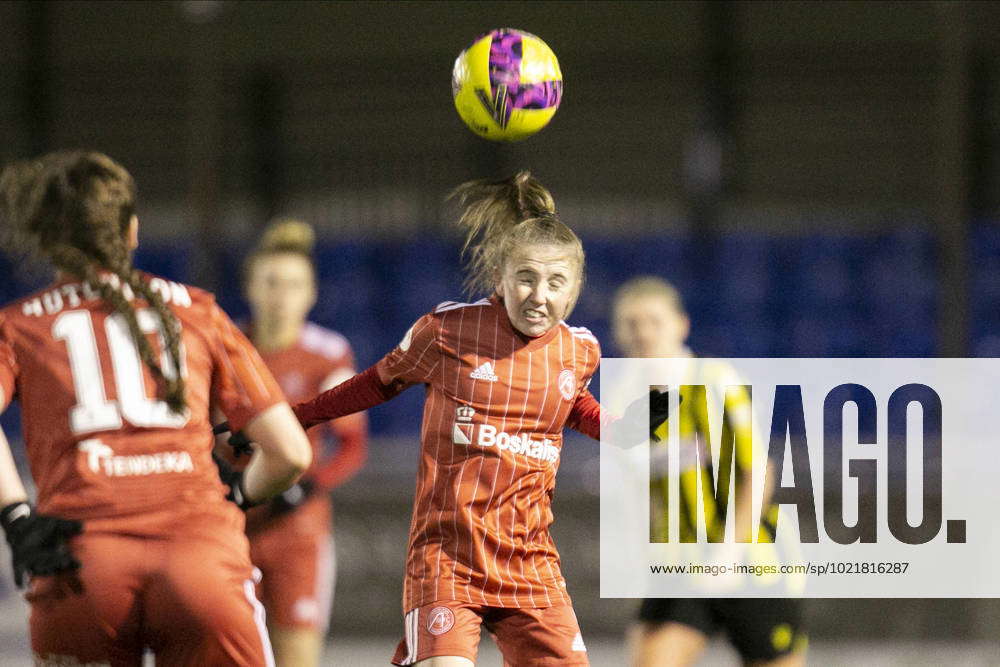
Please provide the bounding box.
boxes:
[213,421,253,458]
[613,388,674,448]
[1,502,83,588]
[648,388,672,442]
[211,453,259,511]
[267,480,315,518]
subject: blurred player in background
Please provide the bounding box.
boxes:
[239,218,367,667]
[290,172,602,666]
[0,151,311,665]
[613,277,806,667]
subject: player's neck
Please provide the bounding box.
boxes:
[251,319,301,353]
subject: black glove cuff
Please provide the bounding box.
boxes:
[0,502,31,533]
[213,421,254,458]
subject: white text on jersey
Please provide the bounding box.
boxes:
[477,425,559,463]
[22,277,192,317]
[79,439,194,477]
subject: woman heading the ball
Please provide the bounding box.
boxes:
[293,171,602,666]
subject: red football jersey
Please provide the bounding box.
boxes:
[0,272,285,532]
[378,296,600,610]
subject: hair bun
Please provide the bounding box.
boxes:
[511,170,556,219]
[258,218,315,255]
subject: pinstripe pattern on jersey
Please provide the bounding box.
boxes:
[380,297,600,609]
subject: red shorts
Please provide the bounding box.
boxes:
[28,524,273,666]
[392,601,589,666]
[248,505,335,632]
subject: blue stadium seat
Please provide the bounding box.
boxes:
[711,234,774,313]
[132,243,195,283]
[786,236,857,308]
[379,239,461,330]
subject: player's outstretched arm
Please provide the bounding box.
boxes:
[565,388,604,440]
[567,389,670,445]
[294,313,440,429]
[239,403,313,505]
[292,364,408,429]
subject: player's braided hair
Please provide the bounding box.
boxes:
[450,170,585,310]
[0,151,186,413]
[243,218,316,283]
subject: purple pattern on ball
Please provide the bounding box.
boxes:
[473,29,562,128]
[488,30,523,92]
[512,80,563,110]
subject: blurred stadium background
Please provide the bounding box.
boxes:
[2,1,1000,664]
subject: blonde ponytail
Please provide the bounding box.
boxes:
[449,170,582,298]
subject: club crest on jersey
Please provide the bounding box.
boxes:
[558,369,577,400]
[470,361,499,382]
[452,405,476,445]
[426,606,455,636]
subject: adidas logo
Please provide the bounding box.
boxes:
[571,632,587,652]
[469,361,499,382]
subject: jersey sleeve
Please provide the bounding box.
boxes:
[311,359,369,490]
[579,335,601,395]
[0,314,18,407]
[376,313,442,385]
[566,387,602,440]
[207,301,286,433]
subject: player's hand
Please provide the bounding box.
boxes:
[0,502,83,588]
[612,389,673,448]
[267,480,315,518]
[648,388,671,442]
[212,421,254,458]
[211,452,258,511]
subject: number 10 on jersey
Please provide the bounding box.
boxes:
[53,309,189,433]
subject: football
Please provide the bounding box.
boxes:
[452,28,563,142]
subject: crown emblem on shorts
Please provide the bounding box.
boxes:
[456,405,475,422]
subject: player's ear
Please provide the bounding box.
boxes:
[127,215,139,251]
[494,270,505,298]
[305,271,318,310]
[679,314,691,343]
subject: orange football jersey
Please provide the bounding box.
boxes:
[0,272,285,531]
[378,296,600,610]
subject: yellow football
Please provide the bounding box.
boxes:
[452,28,563,142]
